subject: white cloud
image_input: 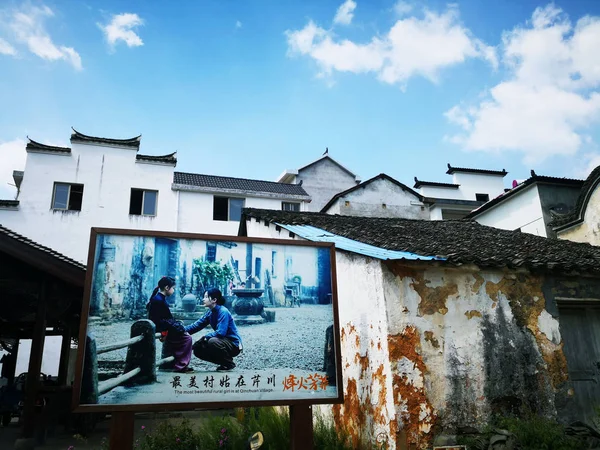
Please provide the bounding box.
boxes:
[446,4,600,162]
[2,4,82,69]
[394,1,413,17]
[0,38,16,55]
[333,0,357,26]
[286,5,496,87]
[576,152,600,178]
[99,13,144,48]
[235,20,242,29]
[0,139,26,200]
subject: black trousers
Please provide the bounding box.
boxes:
[192,337,240,367]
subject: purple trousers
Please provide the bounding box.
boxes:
[161,332,193,371]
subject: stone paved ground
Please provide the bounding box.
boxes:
[91,304,333,373]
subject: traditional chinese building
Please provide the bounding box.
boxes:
[240,208,600,450]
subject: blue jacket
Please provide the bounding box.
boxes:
[185,305,242,349]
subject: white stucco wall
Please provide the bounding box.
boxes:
[0,143,178,262]
[558,183,600,245]
[176,192,289,235]
[451,172,506,201]
[297,158,359,212]
[418,173,506,203]
[418,185,463,200]
[324,178,429,219]
[474,184,546,237]
[0,143,310,263]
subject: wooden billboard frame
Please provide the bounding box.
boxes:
[72,227,343,413]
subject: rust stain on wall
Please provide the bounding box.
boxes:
[388,262,458,316]
[334,322,396,448]
[465,310,482,320]
[423,331,440,348]
[472,273,485,293]
[332,379,366,447]
[388,326,435,449]
[388,326,427,374]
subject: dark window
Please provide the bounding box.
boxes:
[282,202,300,212]
[130,189,158,216]
[271,250,277,277]
[52,183,84,211]
[213,196,245,221]
[476,193,490,202]
[206,242,217,262]
[213,197,229,221]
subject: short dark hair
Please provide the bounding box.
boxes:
[207,288,225,305]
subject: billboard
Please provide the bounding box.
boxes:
[73,228,342,412]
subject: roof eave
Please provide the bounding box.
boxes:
[171,183,311,200]
[276,170,298,183]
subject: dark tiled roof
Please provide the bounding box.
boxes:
[173,172,310,197]
[136,152,177,164]
[552,166,600,230]
[26,138,71,154]
[446,163,507,177]
[0,224,86,272]
[413,177,459,189]
[321,173,423,212]
[467,170,584,219]
[70,128,141,148]
[241,208,600,275]
[0,200,19,208]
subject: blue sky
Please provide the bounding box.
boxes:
[1,0,600,199]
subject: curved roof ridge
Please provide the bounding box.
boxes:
[71,127,141,147]
[553,164,600,231]
[26,137,71,153]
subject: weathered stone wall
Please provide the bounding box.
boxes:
[324,178,429,219]
[322,255,570,450]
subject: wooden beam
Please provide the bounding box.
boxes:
[21,278,47,439]
[109,412,135,450]
[290,404,313,450]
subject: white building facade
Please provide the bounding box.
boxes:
[0,130,310,263]
[467,172,583,238]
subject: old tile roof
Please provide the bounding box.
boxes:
[552,165,600,231]
[241,208,600,275]
[26,138,71,154]
[0,200,19,208]
[446,163,507,177]
[136,152,177,164]
[173,172,310,197]
[70,128,141,148]
[0,224,86,287]
[413,177,460,189]
[321,173,423,212]
[467,170,584,219]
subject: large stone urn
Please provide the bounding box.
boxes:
[181,293,197,313]
[232,288,265,316]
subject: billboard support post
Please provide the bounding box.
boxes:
[109,411,134,450]
[290,404,313,450]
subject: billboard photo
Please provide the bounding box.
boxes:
[73,228,342,411]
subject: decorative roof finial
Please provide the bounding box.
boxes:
[323,147,328,156]
[447,163,452,169]
[530,169,537,177]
